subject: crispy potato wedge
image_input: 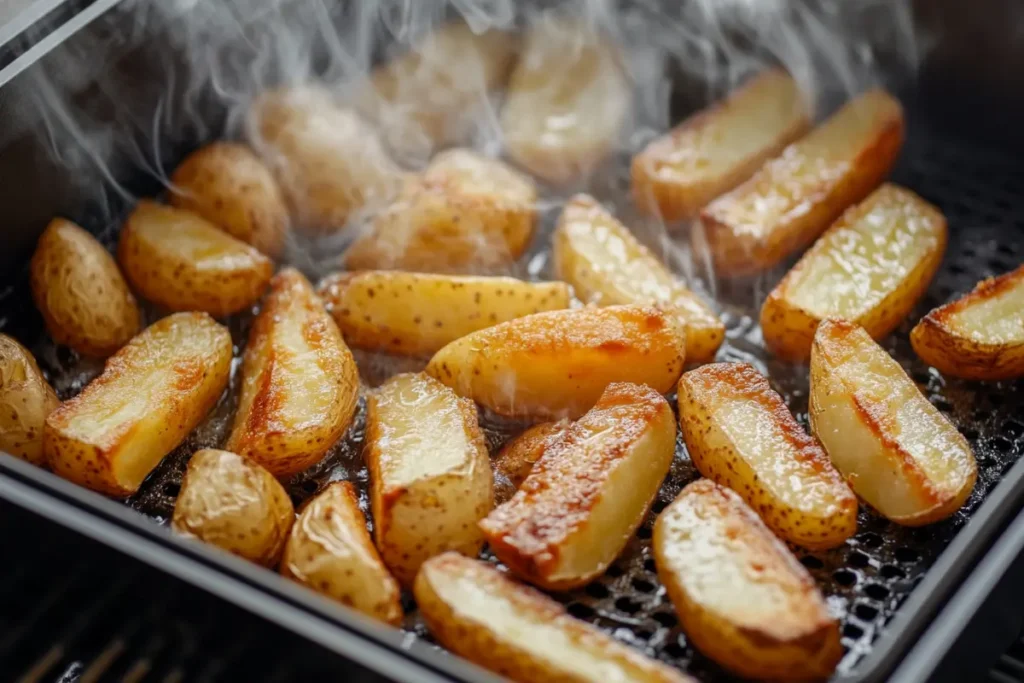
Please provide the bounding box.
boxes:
[654,480,842,681]
[493,420,570,491]
[427,305,686,420]
[319,271,571,357]
[763,184,946,361]
[249,87,405,234]
[366,372,493,586]
[30,218,141,357]
[700,89,905,276]
[632,69,811,221]
[118,200,274,317]
[809,319,977,525]
[227,268,359,478]
[172,448,294,567]
[501,19,630,184]
[0,334,60,466]
[344,148,537,273]
[281,482,403,625]
[416,553,693,683]
[481,383,675,590]
[911,264,1024,380]
[553,194,724,363]
[678,363,857,549]
[45,312,232,497]
[169,142,289,258]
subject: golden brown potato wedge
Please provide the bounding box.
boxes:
[30,218,141,357]
[427,305,686,420]
[118,200,274,317]
[172,448,294,567]
[553,194,724,363]
[677,363,857,549]
[281,482,403,625]
[415,552,693,683]
[366,372,493,587]
[501,19,630,184]
[809,318,977,525]
[493,420,570,491]
[762,184,946,361]
[632,69,811,221]
[45,312,232,497]
[169,142,289,258]
[480,383,675,590]
[700,89,905,276]
[249,87,405,234]
[911,264,1024,380]
[227,268,359,478]
[0,334,59,466]
[344,148,537,273]
[318,271,571,357]
[654,480,842,681]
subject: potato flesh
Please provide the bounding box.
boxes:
[45,312,232,496]
[480,383,675,590]
[654,480,841,681]
[0,334,60,466]
[810,319,976,524]
[700,89,904,275]
[367,373,492,587]
[319,271,571,357]
[632,69,811,221]
[427,305,687,420]
[501,20,630,184]
[415,553,692,683]
[553,194,723,363]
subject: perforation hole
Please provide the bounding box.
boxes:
[854,603,879,621]
[844,623,865,640]
[865,584,890,600]
[632,578,656,594]
[163,483,181,498]
[880,565,905,580]
[833,569,858,587]
[567,603,595,619]
[848,551,870,568]
[653,611,678,628]
[586,583,610,599]
[664,640,687,658]
[615,597,643,614]
[636,526,652,540]
[605,564,625,579]
[895,548,921,564]
[858,533,883,549]
[800,556,824,570]
[643,558,657,573]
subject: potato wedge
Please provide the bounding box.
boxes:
[172,448,294,567]
[480,383,675,590]
[249,87,404,234]
[427,304,686,420]
[678,363,857,549]
[654,480,842,681]
[227,268,359,478]
[0,334,60,466]
[318,271,571,357]
[911,264,1024,380]
[366,372,493,586]
[30,218,141,357]
[118,200,273,317]
[493,420,570,491]
[281,482,403,625]
[553,194,724,363]
[762,184,946,361]
[45,312,232,497]
[809,318,977,525]
[501,19,630,184]
[699,89,905,276]
[632,69,811,221]
[169,142,289,258]
[415,553,692,683]
[344,149,537,273]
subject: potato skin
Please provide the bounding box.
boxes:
[45,312,232,497]
[30,218,141,357]
[281,482,403,625]
[227,268,359,478]
[118,200,274,317]
[172,448,294,567]
[911,264,1024,380]
[318,271,571,357]
[170,142,289,258]
[415,553,693,683]
[677,363,857,549]
[0,334,60,466]
[493,420,570,491]
[426,305,687,420]
[654,480,842,681]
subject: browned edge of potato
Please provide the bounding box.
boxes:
[30,217,141,357]
[0,334,60,466]
[654,479,842,681]
[492,420,570,497]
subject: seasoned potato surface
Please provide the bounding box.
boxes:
[0,334,60,466]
